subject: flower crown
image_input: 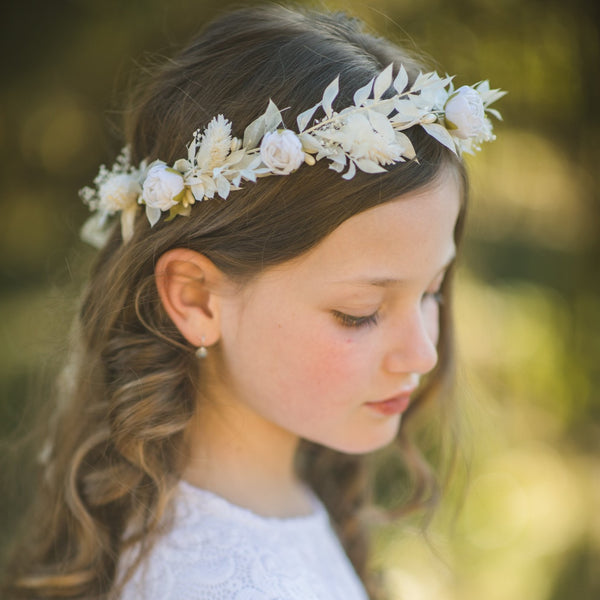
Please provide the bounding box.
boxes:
[80,64,505,247]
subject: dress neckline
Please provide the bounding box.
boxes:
[177,479,327,529]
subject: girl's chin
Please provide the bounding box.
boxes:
[313,415,402,455]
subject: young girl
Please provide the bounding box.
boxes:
[3,5,503,599]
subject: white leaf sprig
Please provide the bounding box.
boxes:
[80,64,505,247]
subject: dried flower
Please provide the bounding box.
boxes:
[80,65,505,246]
[445,86,491,141]
[260,130,305,175]
[142,161,185,226]
[98,174,141,213]
[196,115,233,170]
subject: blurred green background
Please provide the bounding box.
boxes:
[1,0,598,598]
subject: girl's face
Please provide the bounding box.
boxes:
[213,169,461,454]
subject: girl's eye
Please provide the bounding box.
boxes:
[423,290,444,305]
[333,310,380,329]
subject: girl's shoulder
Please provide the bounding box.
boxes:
[118,481,369,600]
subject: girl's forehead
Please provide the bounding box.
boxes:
[291,174,461,282]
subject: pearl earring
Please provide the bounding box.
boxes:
[195,336,208,359]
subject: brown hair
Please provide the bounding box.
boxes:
[3,5,466,599]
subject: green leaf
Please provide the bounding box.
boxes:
[166,203,191,221]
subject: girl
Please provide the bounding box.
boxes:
[3,4,503,599]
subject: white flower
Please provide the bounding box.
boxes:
[196,115,233,170]
[142,161,186,227]
[335,113,402,165]
[445,85,491,141]
[260,130,304,175]
[98,173,141,212]
[142,161,185,210]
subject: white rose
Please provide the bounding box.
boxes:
[142,161,185,210]
[260,130,304,175]
[445,86,490,141]
[98,174,141,212]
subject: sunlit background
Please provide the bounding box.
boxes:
[1,1,598,598]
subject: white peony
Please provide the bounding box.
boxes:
[142,161,185,210]
[444,86,491,141]
[260,130,304,175]
[98,174,141,212]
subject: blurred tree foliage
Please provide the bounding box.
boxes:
[1,1,598,598]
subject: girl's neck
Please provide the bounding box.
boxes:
[182,396,312,519]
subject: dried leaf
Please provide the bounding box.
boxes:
[173,158,189,172]
[145,205,161,227]
[264,100,283,132]
[215,174,231,199]
[395,131,416,159]
[298,133,323,154]
[329,149,347,167]
[421,123,457,154]
[368,98,396,116]
[367,109,395,138]
[80,213,112,248]
[393,65,408,94]
[322,76,339,118]
[486,108,503,121]
[342,160,357,180]
[203,177,217,199]
[243,114,265,149]
[240,169,257,183]
[482,88,508,106]
[373,63,393,100]
[393,99,423,119]
[354,158,387,173]
[222,149,246,168]
[353,78,374,107]
[296,102,321,132]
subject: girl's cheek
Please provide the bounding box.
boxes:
[301,329,365,388]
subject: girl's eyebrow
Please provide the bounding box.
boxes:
[331,253,456,288]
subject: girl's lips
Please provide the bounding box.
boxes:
[365,391,414,416]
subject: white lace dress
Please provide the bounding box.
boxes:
[118,481,369,600]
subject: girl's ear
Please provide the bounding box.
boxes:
[155,248,228,348]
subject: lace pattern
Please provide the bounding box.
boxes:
[118,481,369,600]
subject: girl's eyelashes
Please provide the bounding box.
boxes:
[332,310,380,329]
[333,279,446,329]
[423,289,445,305]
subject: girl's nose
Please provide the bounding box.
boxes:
[382,310,439,376]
